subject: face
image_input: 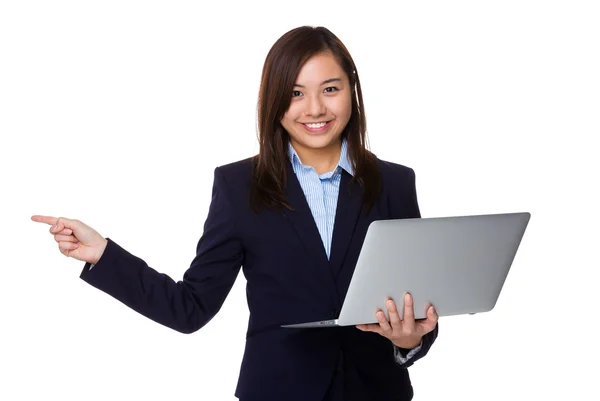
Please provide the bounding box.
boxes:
[280,51,352,158]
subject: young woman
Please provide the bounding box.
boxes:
[32,26,439,401]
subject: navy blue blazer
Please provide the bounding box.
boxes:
[80,156,438,401]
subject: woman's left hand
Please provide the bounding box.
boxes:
[356,293,438,349]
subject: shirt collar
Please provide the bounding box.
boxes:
[287,138,355,176]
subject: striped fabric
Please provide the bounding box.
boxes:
[287,138,354,260]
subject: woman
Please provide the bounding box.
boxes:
[32,26,438,401]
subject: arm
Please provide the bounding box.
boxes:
[79,167,243,334]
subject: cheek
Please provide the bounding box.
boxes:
[281,106,300,125]
[331,97,352,122]
[280,111,301,137]
[280,114,293,130]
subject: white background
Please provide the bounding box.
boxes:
[2,0,599,400]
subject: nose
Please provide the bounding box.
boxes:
[304,94,326,118]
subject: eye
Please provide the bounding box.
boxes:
[292,90,302,97]
[324,86,339,93]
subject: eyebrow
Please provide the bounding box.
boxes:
[293,78,342,88]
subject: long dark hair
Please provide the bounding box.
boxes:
[250,26,381,213]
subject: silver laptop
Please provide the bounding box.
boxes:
[281,212,530,328]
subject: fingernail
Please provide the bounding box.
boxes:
[386,299,393,308]
[405,293,411,303]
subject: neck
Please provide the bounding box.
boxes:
[291,139,342,175]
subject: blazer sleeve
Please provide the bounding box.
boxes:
[393,167,439,368]
[79,166,244,334]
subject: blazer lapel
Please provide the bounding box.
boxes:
[329,170,364,278]
[283,161,331,272]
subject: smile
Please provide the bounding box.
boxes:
[303,122,328,128]
[300,121,331,133]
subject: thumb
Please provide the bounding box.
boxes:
[418,306,438,335]
[51,217,88,242]
[51,217,76,234]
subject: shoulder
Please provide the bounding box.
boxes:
[211,156,256,197]
[217,156,256,175]
[375,156,416,183]
[215,156,256,179]
[373,155,421,218]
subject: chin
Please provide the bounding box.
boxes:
[293,134,341,150]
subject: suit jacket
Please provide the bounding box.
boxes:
[80,156,438,401]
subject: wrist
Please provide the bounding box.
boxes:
[93,238,108,264]
[392,337,421,350]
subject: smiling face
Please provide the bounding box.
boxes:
[280,51,352,165]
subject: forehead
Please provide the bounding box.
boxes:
[295,51,348,84]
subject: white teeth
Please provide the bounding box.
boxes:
[304,122,327,128]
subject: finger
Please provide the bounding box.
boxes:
[31,215,58,226]
[53,228,73,236]
[53,226,74,236]
[376,309,392,335]
[49,217,75,234]
[403,293,416,331]
[417,305,439,335]
[386,298,402,330]
[32,215,74,237]
[58,241,79,255]
[356,323,382,334]
[53,234,78,243]
[52,227,73,236]
[51,217,67,233]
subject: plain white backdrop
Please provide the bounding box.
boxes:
[2,0,599,400]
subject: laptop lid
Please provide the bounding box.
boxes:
[336,212,530,326]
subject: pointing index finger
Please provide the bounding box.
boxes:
[31,215,58,226]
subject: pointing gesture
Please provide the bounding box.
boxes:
[31,215,108,264]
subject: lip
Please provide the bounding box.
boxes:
[300,121,331,134]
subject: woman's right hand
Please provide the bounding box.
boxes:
[31,215,108,264]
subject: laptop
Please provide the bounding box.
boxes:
[281,212,530,328]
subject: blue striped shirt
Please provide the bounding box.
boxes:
[287,139,354,259]
[287,138,421,365]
